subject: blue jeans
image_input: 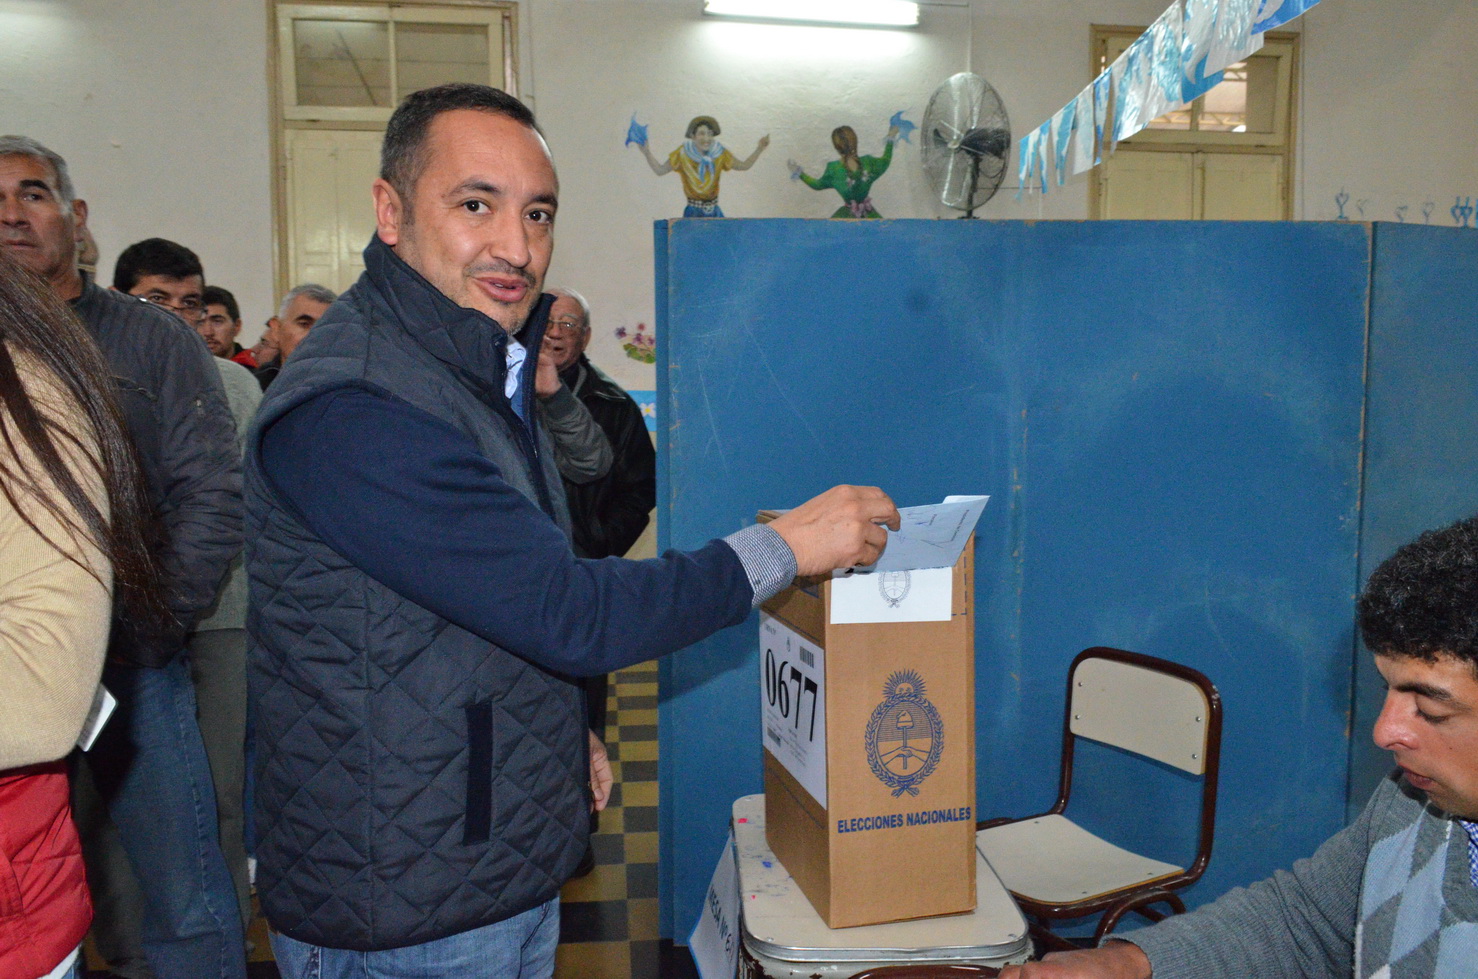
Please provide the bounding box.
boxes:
[83,658,247,979]
[270,898,560,979]
[41,946,86,979]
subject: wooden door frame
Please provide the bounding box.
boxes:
[266,0,519,300]
[1087,25,1299,221]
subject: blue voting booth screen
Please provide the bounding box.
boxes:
[650,218,1464,941]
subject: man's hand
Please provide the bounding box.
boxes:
[997,943,1152,979]
[535,350,561,399]
[588,730,613,813]
[768,485,899,576]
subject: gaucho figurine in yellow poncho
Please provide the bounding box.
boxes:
[632,115,769,218]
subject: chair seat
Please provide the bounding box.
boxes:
[976,815,1182,907]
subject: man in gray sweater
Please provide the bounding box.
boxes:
[1002,516,1478,978]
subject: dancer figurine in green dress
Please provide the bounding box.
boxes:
[788,122,901,219]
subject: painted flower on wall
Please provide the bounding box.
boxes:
[616,322,656,364]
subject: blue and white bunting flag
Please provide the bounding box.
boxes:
[1181,0,1226,102]
[1252,0,1321,33]
[1036,120,1051,193]
[1143,3,1184,125]
[1207,0,1264,73]
[1092,70,1111,164]
[1053,100,1076,186]
[1071,86,1096,175]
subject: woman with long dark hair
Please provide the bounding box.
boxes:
[0,249,165,979]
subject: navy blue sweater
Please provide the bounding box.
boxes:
[260,385,759,677]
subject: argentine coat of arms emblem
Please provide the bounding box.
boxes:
[865,670,943,797]
[878,570,911,608]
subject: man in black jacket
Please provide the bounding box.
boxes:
[0,135,246,979]
[542,287,657,744]
[542,287,656,562]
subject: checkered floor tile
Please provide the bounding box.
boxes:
[88,663,666,979]
[555,662,663,979]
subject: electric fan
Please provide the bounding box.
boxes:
[921,72,1012,218]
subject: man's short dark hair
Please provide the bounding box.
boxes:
[203,285,239,322]
[1358,515,1478,672]
[380,83,539,202]
[113,238,204,292]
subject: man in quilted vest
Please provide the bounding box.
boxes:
[1002,516,1478,979]
[245,83,897,979]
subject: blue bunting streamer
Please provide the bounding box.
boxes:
[1014,0,1327,186]
[1071,86,1095,175]
[1016,128,1033,201]
[1053,100,1076,186]
[1252,0,1321,33]
[1182,0,1227,102]
[1146,5,1184,123]
[1036,121,1051,193]
[1092,71,1111,165]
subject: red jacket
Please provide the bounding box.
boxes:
[0,762,91,978]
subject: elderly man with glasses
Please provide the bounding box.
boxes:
[541,286,657,758]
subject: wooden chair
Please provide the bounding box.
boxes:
[975,647,1222,952]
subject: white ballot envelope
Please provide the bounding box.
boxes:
[829,495,988,624]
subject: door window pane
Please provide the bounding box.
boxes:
[1199,64,1247,132]
[1199,56,1279,133]
[294,19,391,108]
[396,22,492,94]
[1146,107,1193,131]
[1242,56,1280,133]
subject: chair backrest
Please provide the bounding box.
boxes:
[1069,652,1214,775]
[1054,647,1223,880]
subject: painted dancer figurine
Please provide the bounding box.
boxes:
[788,123,901,219]
[632,115,769,217]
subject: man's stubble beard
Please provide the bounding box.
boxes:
[396,204,538,337]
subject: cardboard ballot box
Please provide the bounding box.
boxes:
[757,513,977,929]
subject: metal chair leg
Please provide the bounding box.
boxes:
[1094,889,1187,943]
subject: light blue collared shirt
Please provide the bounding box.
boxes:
[1460,819,1478,887]
[505,335,527,419]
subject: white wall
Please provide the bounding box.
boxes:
[3,0,1476,387]
[528,0,983,384]
[1298,1,1478,222]
[1,0,275,332]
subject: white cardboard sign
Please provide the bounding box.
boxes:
[830,565,954,624]
[688,831,740,979]
[759,613,827,808]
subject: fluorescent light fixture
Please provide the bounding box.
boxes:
[703,0,920,28]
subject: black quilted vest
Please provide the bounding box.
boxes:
[244,237,587,950]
